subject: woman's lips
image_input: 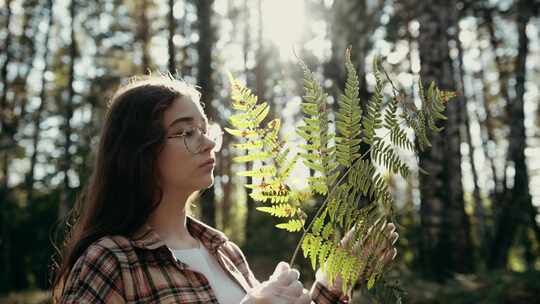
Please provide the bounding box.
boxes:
[199,159,215,168]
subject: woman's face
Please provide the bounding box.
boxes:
[156,96,216,195]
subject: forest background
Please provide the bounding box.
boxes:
[1,0,540,303]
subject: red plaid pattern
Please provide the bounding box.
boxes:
[60,216,348,303]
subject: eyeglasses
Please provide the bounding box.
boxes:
[167,123,223,154]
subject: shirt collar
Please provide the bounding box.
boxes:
[129,216,228,251]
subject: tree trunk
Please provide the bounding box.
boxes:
[324,0,384,105]
[59,0,77,219]
[0,0,15,290]
[168,0,176,74]
[196,0,216,227]
[417,0,473,279]
[488,0,537,269]
[139,0,151,73]
[26,0,53,202]
[0,0,13,119]
[455,17,486,264]
[482,7,512,196]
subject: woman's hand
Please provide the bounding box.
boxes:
[316,218,399,295]
[242,261,311,304]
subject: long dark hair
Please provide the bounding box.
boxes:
[51,74,201,300]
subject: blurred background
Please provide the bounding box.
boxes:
[1,0,540,303]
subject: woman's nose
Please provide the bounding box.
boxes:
[199,134,216,153]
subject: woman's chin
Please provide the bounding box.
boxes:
[200,175,215,189]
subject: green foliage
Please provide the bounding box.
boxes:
[297,61,339,196]
[226,49,454,294]
[225,73,308,230]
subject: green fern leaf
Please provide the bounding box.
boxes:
[276,219,305,232]
[233,152,272,163]
[256,204,297,217]
[238,165,277,178]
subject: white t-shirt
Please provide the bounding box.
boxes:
[172,241,246,304]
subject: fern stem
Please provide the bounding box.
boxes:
[379,64,400,99]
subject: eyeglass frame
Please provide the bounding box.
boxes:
[166,122,223,154]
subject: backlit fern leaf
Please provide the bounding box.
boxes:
[384,96,415,151]
[362,56,385,145]
[370,140,410,178]
[298,61,337,195]
[256,204,298,217]
[335,48,363,168]
[276,219,305,232]
[226,51,456,295]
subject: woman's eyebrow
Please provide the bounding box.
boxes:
[168,116,194,128]
[168,116,208,129]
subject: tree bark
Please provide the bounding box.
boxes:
[196,0,216,227]
[138,0,151,73]
[26,0,54,202]
[168,0,176,74]
[455,16,486,263]
[324,0,385,105]
[482,7,511,195]
[417,0,473,279]
[488,0,537,269]
[59,0,77,218]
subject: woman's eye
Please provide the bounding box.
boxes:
[183,129,195,137]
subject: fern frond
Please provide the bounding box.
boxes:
[298,60,337,195]
[336,48,363,167]
[237,165,277,178]
[276,219,305,232]
[233,152,272,163]
[231,141,264,150]
[256,204,298,217]
[224,128,259,138]
[384,96,415,151]
[227,51,455,295]
[362,56,385,144]
[370,140,410,178]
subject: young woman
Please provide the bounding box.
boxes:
[52,75,398,304]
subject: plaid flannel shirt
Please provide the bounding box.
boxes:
[60,216,349,303]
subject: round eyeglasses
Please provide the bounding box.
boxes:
[167,123,223,154]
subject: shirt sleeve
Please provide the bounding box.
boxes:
[310,281,350,304]
[59,244,126,304]
[309,269,350,304]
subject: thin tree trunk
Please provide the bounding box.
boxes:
[139,0,150,73]
[196,0,216,227]
[489,0,536,269]
[0,0,13,118]
[26,0,54,202]
[179,2,191,78]
[59,0,77,218]
[0,0,14,290]
[455,19,486,262]
[483,8,512,195]
[417,0,473,279]
[478,67,500,194]
[168,0,176,74]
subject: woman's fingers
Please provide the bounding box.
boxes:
[270,261,291,281]
[293,289,311,304]
[275,268,300,286]
[274,280,304,298]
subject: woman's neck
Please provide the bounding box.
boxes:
[147,189,199,250]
